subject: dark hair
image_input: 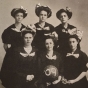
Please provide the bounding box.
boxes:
[56,9,72,20]
[21,28,36,38]
[11,8,27,18]
[68,35,81,50]
[35,6,52,18]
[68,35,79,42]
[45,36,56,44]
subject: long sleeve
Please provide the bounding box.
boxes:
[80,52,88,72]
[2,28,12,44]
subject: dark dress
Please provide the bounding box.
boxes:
[33,22,54,51]
[0,24,26,86]
[0,49,15,88]
[1,47,38,88]
[55,24,77,53]
[63,49,88,88]
[38,51,63,88]
[2,24,26,49]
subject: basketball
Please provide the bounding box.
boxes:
[44,65,59,82]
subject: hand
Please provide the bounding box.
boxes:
[52,76,61,85]
[4,44,11,51]
[68,79,76,84]
[8,44,11,48]
[86,70,88,81]
[26,75,34,81]
[52,32,58,40]
[46,82,51,86]
[86,63,88,68]
[68,28,77,35]
[62,77,68,84]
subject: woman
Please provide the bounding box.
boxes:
[0,6,28,87]
[1,25,38,88]
[62,34,88,88]
[55,7,82,54]
[33,3,54,51]
[2,6,28,51]
[38,36,63,88]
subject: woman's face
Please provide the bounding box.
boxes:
[15,12,24,23]
[23,33,33,46]
[59,12,69,23]
[39,10,48,22]
[45,39,54,51]
[68,38,78,51]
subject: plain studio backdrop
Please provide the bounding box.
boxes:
[0,0,88,87]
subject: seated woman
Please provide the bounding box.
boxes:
[33,3,54,51]
[37,36,63,88]
[1,25,38,88]
[62,34,88,88]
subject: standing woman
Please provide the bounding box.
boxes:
[0,6,27,87]
[33,3,54,51]
[1,25,38,88]
[55,7,82,54]
[2,6,28,51]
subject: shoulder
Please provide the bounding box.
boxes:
[55,24,62,28]
[4,24,15,31]
[68,24,76,29]
[13,47,23,53]
[55,24,62,32]
[54,51,62,58]
[34,22,39,27]
[79,50,88,62]
[32,46,38,52]
[3,24,15,33]
[45,22,54,32]
[22,24,26,28]
[79,50,88,57]
[45,22,54,28]
[34,22,41,29]
[12,47,25,58]
[38,51,46,59]
[54,51,64,63]
[1,24,15,42]
[2,24,15,35]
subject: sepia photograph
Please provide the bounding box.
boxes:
[0,0,88,88]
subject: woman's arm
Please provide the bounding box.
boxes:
[68,72,86,84]
[52,76,62,84]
